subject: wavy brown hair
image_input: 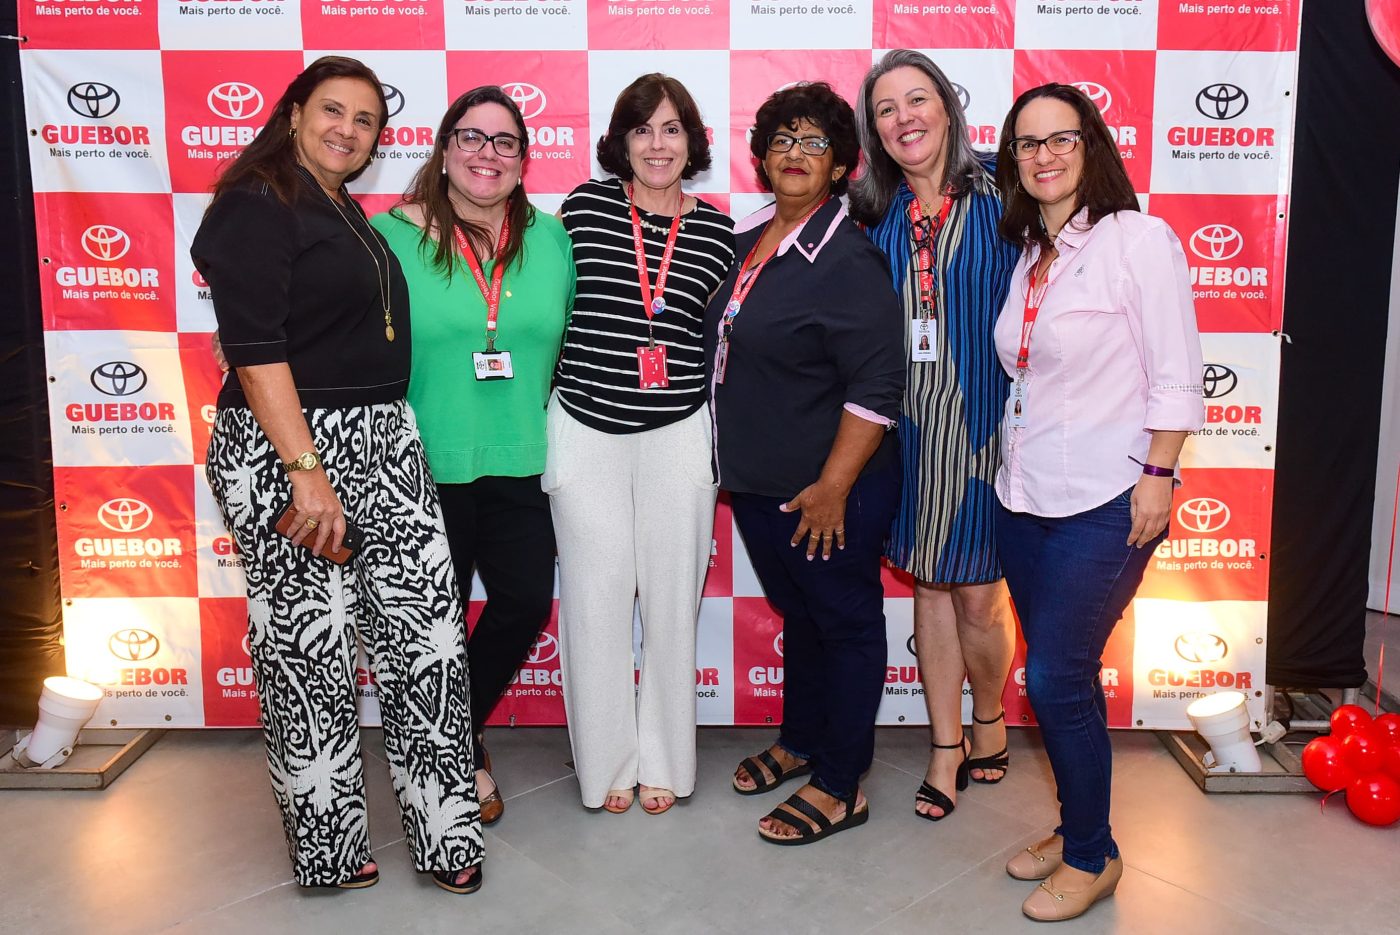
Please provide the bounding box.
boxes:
[209,56,388,207]
[402,86,534,280]
[996,83,1138,254]
[595,73,711,181]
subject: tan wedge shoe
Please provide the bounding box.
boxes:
[1006,833,1064,881]
[1021,856,1123,922]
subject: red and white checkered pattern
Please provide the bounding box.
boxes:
[20,0,1301,730]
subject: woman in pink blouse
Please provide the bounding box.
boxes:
[991,84,1204,923]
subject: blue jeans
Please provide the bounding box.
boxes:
[730,463,900,798]
[996,489,1164,874]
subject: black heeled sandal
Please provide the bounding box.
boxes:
[967,710,1010,785]
[431,865,484,895]
[914,737,970,822]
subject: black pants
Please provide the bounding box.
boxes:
[730,462,900,797]
[438,474,556,768]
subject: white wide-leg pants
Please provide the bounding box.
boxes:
[543,396,716,807]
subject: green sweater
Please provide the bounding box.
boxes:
[372,207,575,484]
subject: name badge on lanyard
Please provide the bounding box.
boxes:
[454,220,513,381]
[629,184,683,390]
[1010,259,1053,429]
[908,194,952,364]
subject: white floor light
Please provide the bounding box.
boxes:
[1186,690,1262,773]
[11,677,105,769]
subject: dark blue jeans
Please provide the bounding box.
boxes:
[730,463,900,798]
[996,489,1165,874]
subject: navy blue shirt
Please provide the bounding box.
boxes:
[704,197,905,498]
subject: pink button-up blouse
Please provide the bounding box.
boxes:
[993,208,1205,517]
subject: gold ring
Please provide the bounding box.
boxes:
[304,518,319,530]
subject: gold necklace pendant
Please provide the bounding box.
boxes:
[385,322,396,342]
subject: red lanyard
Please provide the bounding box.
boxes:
[908,194,952,320]
[627,184,683,325]
[453,218,511,349]
[1017,257,1054,370]
[722,198,828,328]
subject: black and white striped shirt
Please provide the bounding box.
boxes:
[557,178,736,434]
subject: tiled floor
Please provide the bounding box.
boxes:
[3,611,1397,934]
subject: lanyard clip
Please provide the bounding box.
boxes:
[485,333,496,353]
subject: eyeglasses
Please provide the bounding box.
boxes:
[442,127,523,158]
[1007,129,1082,161]
[766,132,832,156]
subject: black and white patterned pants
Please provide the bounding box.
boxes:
[206,401,482,886]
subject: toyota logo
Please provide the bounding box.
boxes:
[1174,632,1229,664]
[502,82,546,120]
[950,82,970,111]
[1177,497,1231,534]
[1189,224,1243,261]
[110,628,161,662]
[1072,81,1112,114]
[526,631,559,665]
[90,361,148,397]
[80,224,131,262]
[98,498,154,533]
[67,81,121,119]
[1195,83,1249,120]
[381,83,405,120]
[241,633,253,658]
[906,634,918,659]
[1202,363,1238,399]
[207,82,264,121]
[773,632,784,658]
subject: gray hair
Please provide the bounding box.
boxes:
[849,49,984,226]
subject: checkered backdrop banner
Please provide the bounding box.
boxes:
[18,0,1300,731]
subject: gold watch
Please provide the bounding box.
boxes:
[281,451,321,474]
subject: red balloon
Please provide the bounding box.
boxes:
[1330,704,1373,740]
[1382,744,1400,782]
[1373,713,1400,747]
[1342,727,1385,774]
[1368,0,1400,70]
[1346,773,1400,827]
[1302,735,1355,792]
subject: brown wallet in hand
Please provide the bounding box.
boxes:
[273,502,362,565]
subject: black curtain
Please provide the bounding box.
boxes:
[0,0,65,726]
[1267,1,1400,686]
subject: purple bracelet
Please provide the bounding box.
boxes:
[1140,464,1174,478]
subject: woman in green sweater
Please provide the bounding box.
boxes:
[371,85,574,828]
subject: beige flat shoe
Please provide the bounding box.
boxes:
[639,786,676,815]
[601,788,635,814]
[1021,856,1123,922]
[1006,834,1064,881]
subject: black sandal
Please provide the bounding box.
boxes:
[431,866,484,895]
[967,710,1010,785]
[915,737,970,822]
[758,787,868,846]
[733,747,811,796]
[315,866,379,890]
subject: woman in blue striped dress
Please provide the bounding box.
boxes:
[851,49,1020,823]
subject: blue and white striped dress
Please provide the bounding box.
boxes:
[867,172,1019,583]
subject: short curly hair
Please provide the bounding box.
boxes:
[748,82,859,198]
[595,73,712,182]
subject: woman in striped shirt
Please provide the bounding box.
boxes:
[544,73,735,815]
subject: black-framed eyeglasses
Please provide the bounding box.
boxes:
[442,127,523,158]
[1007,129,1081,161]
[766,132,831,156]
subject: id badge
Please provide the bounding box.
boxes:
[714,339,730,385]
[911,317,937,362]
[473,350,514,381]
[1009,373,1029,428]
[637,343,669,389]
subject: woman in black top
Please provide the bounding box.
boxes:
[546,73,735,815]
[706,83,905,845]
[194,56,482,895]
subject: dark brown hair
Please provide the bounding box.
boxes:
[595,73,711,181]
[749,82,859,198]
[403,85,534,280]
[209,56,388,206]
[996,83,1137,253]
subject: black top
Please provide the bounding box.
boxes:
[191,169,411,410]
[703,198,906,498]
[556,178,735,434]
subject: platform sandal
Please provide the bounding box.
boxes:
[967,710,1010,784]
[758,787,869,845]
[914,737,970,822]
[733,746,811,796]
[431,866,484,895]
